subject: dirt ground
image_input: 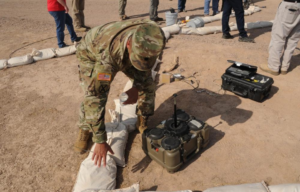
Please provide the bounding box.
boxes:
[0,0,300,191]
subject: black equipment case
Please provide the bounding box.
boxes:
[222,61,274,102]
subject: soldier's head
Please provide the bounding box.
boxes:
[126,23,165,71]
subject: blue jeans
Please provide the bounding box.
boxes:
[178,0,186,11]
[204,0,219,15]
[222,0,247,37]
[49,11,77,48]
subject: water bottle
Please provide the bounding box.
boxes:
[119,92,128,106]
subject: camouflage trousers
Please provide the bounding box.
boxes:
[72,0,85,28]
[119,0,127,16]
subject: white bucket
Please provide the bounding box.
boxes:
[165,11,178,26]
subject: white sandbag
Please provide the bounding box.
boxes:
[269,184,300,192]
[113,99,137,133]
[203,183,268,192]
[83,183,139,192]
[7,55,34,67]
[106,122,128,167]
[55,45,77,57]
[142,191,192,192]
[197,26,222,35]
[72,144,117,192]
[0,59,8,70]
[162,24,181,35]
[180,27,199,35]
[32,48,56,61]
[163,30,171,40]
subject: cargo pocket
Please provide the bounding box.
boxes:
[79,65,95,94]
[283,5,298,24]
[83,97,103,125]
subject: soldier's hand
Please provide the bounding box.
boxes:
[92,143,114,167]
[123,87,139,105]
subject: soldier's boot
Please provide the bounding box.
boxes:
[136,116,148,134]
[74,129,90,154]
[74,27,87,32]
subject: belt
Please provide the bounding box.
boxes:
[284,0,300,3]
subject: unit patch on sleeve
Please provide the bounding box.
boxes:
[97,73,111,81]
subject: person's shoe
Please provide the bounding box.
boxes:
[155,17,164,21]
[74,129,90,154]
[59,43,69,48]
[204,14,210,17]
[212,11,219,16]
[222,33,234,39]
[120,15,129,20]
[183,9,187,12]
[259,64,279,76]
[178,10,183,13]
[136,116,148,134]
[72,36,82,43]
[74,27,87,32]
[281,70,288,75]
[239,36,255,43]
[83,25,91,30]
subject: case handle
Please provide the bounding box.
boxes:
[230,72,243,77]
[231,87,248,97]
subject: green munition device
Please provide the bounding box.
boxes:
[142,94,211,173]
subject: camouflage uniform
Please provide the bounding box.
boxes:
[119,0,127,17]
[76,19,165,144]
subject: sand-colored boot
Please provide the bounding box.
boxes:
[74,27,87,32]
[74,129,90,154]
[136,116,148,134]
[259,64,279,76]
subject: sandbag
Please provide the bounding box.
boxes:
[32,48,56,61]
[7,55,34,67]
[163,30,171,40]
[72,144,117,192]
[55,45,77,57]
[246,21,273,29]
[269,184,300,192]
[106,122,129,167]
[162,24,181,35]
[113,99,137,133]
[203,182,268,192]
[82,183,139,192]
[0,59,8,70]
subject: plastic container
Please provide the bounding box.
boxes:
[165,11,178,26]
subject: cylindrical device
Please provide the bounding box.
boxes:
[119,92,128,106]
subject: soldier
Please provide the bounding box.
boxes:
[72,0,90,32]
[74,19,166,167]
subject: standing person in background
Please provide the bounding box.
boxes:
[150,0,164,21]
[119,0,129,20]
[178,0,187,12]
[221,0,254,42]
[260,0,300,76]
[72,0,90,32]
[204,0,220,16]
[48,0,82,48]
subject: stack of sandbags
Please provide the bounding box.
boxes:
[268,184,300,192]
[55,45,77,57]
[203,182,269,192]
[7,55,34,68]
[32,48,56,61]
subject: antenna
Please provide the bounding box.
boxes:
[173,94,178,128]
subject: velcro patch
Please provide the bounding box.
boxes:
[97,73,111,81]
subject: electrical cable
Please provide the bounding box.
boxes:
[8,33,70,58]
